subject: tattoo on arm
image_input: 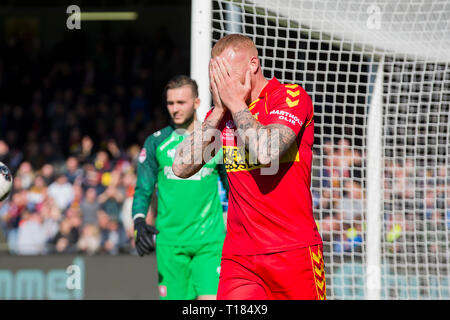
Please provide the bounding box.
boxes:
[232,108,297,165]
[173,115,222,178]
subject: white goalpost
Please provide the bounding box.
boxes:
[190,0,212,122]
[366,59,383,299]
[191,0,450,299]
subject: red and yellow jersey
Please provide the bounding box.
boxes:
[212,77,322,255]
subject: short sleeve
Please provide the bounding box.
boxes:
[265,85,313,136]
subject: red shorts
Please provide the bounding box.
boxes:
[217,244,326,300]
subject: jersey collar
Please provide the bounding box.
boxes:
[258,77,282,98]
[248,77,281,110]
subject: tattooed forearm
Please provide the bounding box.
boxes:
[233,108,264,132]
[231,108,297,165]
[173,108,224,178]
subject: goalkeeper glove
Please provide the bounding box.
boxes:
[134,217,159,256]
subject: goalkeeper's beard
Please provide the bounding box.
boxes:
[173,111,196,130]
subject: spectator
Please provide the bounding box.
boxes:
[82,163,103,194]
[16,161,34,190]
[40,163,56,185]
[120,170,136,240]
[77,224,101,255]
[97,209,111,252]
[94,150,112,173]
[319,210,342,243]
[127,144,142,167]
[106,139,120,159]
[40,197,62,248]
[64,156,83,184]
[338,180,364,222]
[76,136,95,165]
[80,187,100,226]
[104,217,120,255]
[27,175,47,208]
[71,183,84,210]
[16,211,46,255]
[67,207,83,232]
[97,170,124,221]
[48,174,74,211]
[49,217,79,254]
[4,191,27,254]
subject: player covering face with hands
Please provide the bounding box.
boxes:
[173,34,325,300]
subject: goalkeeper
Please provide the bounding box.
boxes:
[131,75,228,300]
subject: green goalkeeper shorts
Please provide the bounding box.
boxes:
[155,241,223,300]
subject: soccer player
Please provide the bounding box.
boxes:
[132,75,228,300]
[173,34,326,300]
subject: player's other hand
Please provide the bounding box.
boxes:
[134,217,159,256]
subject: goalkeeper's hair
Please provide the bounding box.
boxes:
[211,33,258,58]
[164,75,199,99]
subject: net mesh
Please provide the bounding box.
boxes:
[212,0,450,299]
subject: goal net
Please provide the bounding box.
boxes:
[210,0,450,299]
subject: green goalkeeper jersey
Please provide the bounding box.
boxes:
[132,124,228,245]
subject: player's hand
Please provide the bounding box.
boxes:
[134,217,159,256]
[211,56,251,112]
[209,59,226,113]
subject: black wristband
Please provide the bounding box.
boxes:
[134,217,146,229]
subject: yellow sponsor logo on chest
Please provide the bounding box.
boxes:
[223,146,264,172]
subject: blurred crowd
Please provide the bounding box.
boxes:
[312,138,365,255]
[0,27,188,255]
[0,145,145,255]
[312,138,449,258]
